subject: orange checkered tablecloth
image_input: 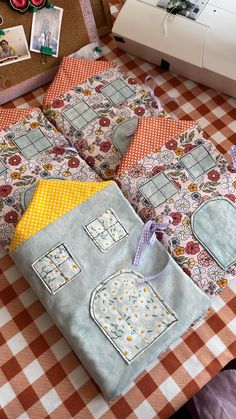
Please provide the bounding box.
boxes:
[1,2,236,418]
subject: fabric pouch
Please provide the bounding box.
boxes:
[0,107,100,249]
[116,117,236,297]
[10,179,210,401]
[43,57,168,179]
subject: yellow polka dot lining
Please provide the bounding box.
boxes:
[10,179,113,252]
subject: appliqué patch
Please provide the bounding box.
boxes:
[62,100,98,131]
[32,243,82,294]
[139,172,179,207]
[90,269,178,364]
[0,160,7,174]
[13,128,52,158]
[84,209,128,252]
[101,78,135,106]
[179,145,216,179]
[191,197,236,269]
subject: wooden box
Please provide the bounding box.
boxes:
[0,0,112,104]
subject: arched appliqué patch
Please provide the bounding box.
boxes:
[112,117,138,156]
[191,197,236,269]
[90,269,178,364]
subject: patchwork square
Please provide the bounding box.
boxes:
[139,173,178,207]
[13,129,52,158]
[101,78,135,106]
[84,209,128,252]
[0,161,7,174]
[179,145,216,179]
[63,100,98,131]
[32,243,82,294]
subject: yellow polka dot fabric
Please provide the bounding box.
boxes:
[10,179,113,252]
[43,57,115,106]
[118,117,195,174]
[0,108,39,131]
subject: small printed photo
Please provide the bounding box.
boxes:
[0,25,31,67]
[30,6,63,58]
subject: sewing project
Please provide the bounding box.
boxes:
[116,117,236,296]
[10,179,210,399]
[43,57,168,179]
[0,107,99,249]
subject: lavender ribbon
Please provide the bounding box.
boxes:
[145,75,179,118]
[133,218,172,283]
[230,145,236,171]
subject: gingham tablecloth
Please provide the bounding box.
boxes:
[1,2,236,418]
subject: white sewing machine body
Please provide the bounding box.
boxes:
[112,0,236,98]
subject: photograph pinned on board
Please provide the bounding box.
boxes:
[30,6,63,58]
[0,25,31,66]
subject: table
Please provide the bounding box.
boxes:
[1,2,236,418]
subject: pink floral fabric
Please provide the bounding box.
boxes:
[43,66,166,179]
[0,109,100,249]
[116,123,236,297]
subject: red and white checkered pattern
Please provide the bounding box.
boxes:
[1,1,236,417]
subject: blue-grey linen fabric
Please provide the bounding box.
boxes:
[11,183,210,400]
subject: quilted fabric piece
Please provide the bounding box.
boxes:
[11,179,210,400]
[116,117,236,297]
[0,108,100,250]
[43,58,168,179]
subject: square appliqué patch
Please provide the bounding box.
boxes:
[63,100,98,131]
[13,129,52,158]
[101,78,135,106]
[139,172,179,207]
[179,145,216,179]
[32,243,82,294]
[84,209,128,252]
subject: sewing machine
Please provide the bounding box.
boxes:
[112,0,236,97]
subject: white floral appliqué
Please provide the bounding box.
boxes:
[90,269,178,363]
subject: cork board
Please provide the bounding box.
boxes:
[0,0,112,97]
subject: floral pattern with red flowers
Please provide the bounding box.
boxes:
[44,66,168,179]
[0,184,13,197]
[68,157,80,168]
[170,212,182,226]
[4,210,18,224]
[115,123,236,297]
[0,109,100,250]
[207,169,220,181]
[99,141,111,153]
[52,145,65,155]
[8,155,21,166]
[185,241,200,255]
[52,99,64,108]
[166,139,178,150]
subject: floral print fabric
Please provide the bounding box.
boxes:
[84,209,128,252]
[32,243,82,294]
[90,269,178,364]
[116,123,236,297]
[0,109,100,250]
[43,66,166,179]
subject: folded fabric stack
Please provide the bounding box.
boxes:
[0,107,100,249]
[3,57,235,400]
[116,117,236,297]
[43,57,169,179]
